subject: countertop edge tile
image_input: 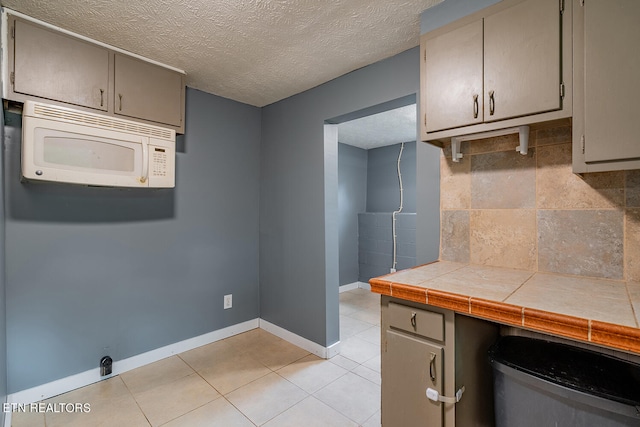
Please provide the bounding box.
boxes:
[390,284,427,304]
[470,298,523,326]
[369,261,640,355]
[590,321,640,354]
[523,308,590,341]
[426,289,470,313]
[369,278,391,296]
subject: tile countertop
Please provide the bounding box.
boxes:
[370,261,640,355]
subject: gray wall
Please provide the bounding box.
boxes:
[366,141,416,213]
[358,212,416,281]
[338,143,367,286]
[260,47,441,348]
[4,88,261,393]
[339,140,417,286]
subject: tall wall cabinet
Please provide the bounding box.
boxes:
[381,297,498,427]
[420,0,572,143]
[4,13,186,133]
[572,0,640,173]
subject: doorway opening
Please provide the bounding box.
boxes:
[328,96,418,293]
[324,95,418,362]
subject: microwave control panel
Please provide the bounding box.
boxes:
[148,145,175,188]
[152,148,168,177]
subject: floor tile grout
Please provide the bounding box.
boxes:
[12,289,381,427]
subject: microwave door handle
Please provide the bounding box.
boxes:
[140,141,149,184]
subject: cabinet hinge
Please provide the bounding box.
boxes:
[560,83,565,99]
[581,135,585,154]
[559,0,564,13]
[423,48,426,62]
[11,25,15,39]
[10,72,14,85]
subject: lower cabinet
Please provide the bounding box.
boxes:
[381,296,498,427]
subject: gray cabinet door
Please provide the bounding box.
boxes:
[424,20,483,133]
[13,20,109,111]
[114,54,183,127]
[583,0,640,163]
[382,330,443,427]
[484,0,561,122]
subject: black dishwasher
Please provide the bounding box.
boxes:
[489,336,640,427]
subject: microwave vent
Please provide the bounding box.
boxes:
[31,103,174,140]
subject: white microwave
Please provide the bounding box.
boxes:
[21,100,176,188]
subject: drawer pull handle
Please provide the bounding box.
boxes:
[489,90,495,116]
[410,312,417,328]
[429,352,436,381]
[473,94,479,119]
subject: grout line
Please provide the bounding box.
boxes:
[17,297,380,427]
[534,133,539,273]
[118,373,153,426]
[502,271,537,302]
[624,281,639,328]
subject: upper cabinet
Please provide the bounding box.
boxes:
[114,54,183,128]
[13,20,110,112]
[4,14,186,133]
[421,0,571,142]
[424,20,483,132]
[572,0,640,173]
[483,0,561,122]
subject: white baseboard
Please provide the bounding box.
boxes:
[259,319,340,359]
[339,281,370,292]
[357,281,371,291]
[339,282,359,292]
[4,315,343,421]
[6,319,259,407]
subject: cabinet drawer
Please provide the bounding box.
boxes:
[389,302,444,341]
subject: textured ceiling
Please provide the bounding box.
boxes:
[3,0,442,107]
[337,104,416,150]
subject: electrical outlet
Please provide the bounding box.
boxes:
[224,294,232,309]
[100,356,112,376]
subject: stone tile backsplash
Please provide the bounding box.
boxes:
[470,149,536,209]
[537,210,624,279]
[439,121,640,281]
[469,209,537,271]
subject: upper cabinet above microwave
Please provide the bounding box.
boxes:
[12,19,110,112]
[3,13,186,134]
[420,0,572,144]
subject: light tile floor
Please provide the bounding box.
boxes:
[11,288,381,427]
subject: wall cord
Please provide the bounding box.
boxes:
[391,142,405,273]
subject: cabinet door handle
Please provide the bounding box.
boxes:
[473,94,479,119]
[100,89,104,107]
[429,352,437,381]
[118,93,123,111]
[410,312,417,328]
[489,90,495,116]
